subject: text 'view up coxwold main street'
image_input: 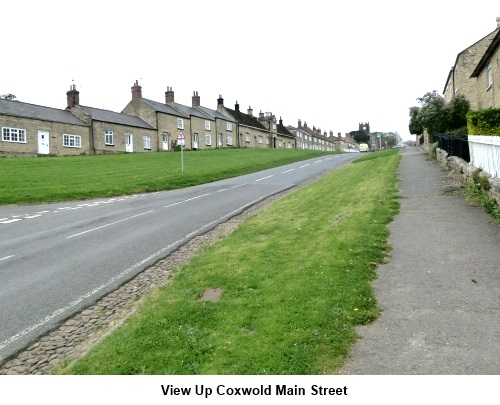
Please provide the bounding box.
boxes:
[161,383,348,397]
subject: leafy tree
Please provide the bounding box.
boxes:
[446,94,470,131]
[417,91,448,134]
[409,106,423,135]
[349,130,370,144]
[409,91,470,136]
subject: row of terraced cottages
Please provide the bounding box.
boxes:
[2,81,345,157]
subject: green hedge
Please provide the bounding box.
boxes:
[467,108,500,135]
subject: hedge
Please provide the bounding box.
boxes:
[467,108,500,136]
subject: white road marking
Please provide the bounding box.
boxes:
[282,169,295,173]
[0,255,14,262]
[255,175,274,182]
[164,193,211,208]
[217,184,247,193]
[67,210,154,239]
[24,215,42,219]
[0,184,296,353]
[0,219,22,224]
[314,160,323,163]
[299,164,310,168]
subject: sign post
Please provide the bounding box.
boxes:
[177,132,185,173]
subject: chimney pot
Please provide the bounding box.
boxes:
[66,84,80,108]
[192,90,200,107]
[497,16,500,27]
[165,86,175,103]
[131,80,142,100]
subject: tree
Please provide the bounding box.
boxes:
[0,93,17,101]
[409,106,423,135]
[417,91,448,134]
[445,94,470,132]
[349,130,370,144]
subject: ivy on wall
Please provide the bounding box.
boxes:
[467,108,500,136]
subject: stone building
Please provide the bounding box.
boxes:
[0,96,89,157]
[471,26,500,109]
[443,18,500,109]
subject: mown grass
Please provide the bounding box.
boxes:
[0,149,337,205]
[58,149,400,375]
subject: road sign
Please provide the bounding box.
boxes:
[177,132,185,147]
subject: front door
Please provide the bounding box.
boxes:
[162,132,170,150]
[125,134,133,152]
[38,130,50,154]
[193,133,199,150]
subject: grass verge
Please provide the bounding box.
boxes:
[57,149,401,374]
[0,149,336,205]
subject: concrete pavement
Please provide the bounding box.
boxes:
[341,146,500,374]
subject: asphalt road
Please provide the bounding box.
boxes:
[0,152,359,363]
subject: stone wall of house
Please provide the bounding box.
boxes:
[477,44,500,109]
[436,147,500,205]
[451,30,498,110]
[92,121,157,154]
[0,117,90,157]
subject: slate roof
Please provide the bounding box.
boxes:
[0,98,86,126]
[195,106,237,122]
[79,106,155,129]
[471,28,500,77]
[224,107,266,130]
[169,102,212,120]
[277,121,294,138]
[141,98,188,118]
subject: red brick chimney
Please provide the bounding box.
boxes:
[192,91,200,107]
[66,84,79,108]
[131,80,142,100]
[165,87,174,103]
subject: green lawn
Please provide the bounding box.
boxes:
[58,149,401,375]
[0,149,338,205]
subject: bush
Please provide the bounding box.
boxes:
[467,108,500,135]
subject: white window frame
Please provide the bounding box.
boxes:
[105,130,114,145]
[2,127,27,143]
[63,134,81,148]
[205,120,211,131]
[226,122,233,131]
[143,135,151,150]
[245,134,250,143]
[487,64,493,88]
[205,134,212,146]
[177,118,184,130]
[226,135,233,146]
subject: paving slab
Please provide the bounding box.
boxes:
[341,146,500,375]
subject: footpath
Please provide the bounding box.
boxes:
[341,146,500,374]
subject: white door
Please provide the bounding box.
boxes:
[125,134,133,152]
[193,133,199,150]
[162,133,170,150]
[38,130,50,154]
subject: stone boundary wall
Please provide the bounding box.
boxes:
[436,148,500,205]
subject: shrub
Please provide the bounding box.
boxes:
[467,108,500,135]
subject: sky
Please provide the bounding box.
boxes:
[2,1,500,141]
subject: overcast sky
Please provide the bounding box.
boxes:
[2,1,499,141]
